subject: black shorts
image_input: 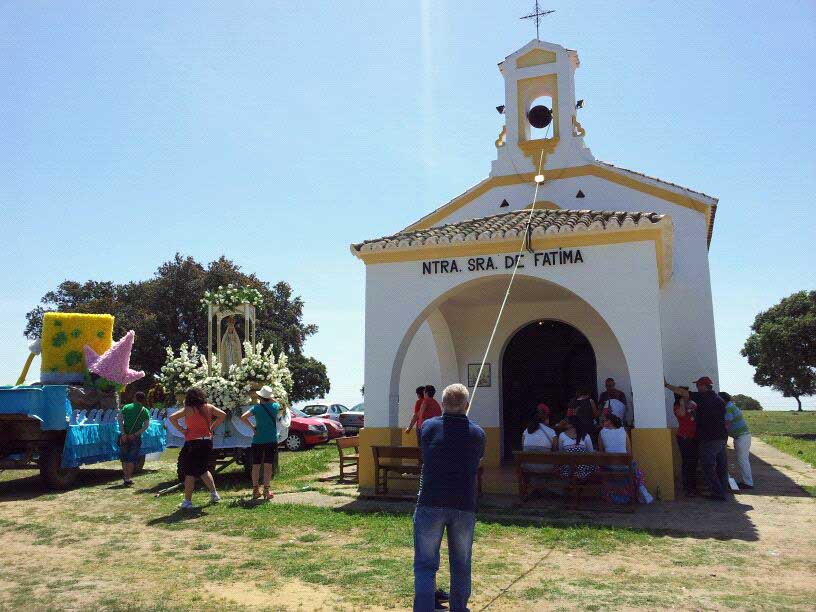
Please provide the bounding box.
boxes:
[251,442,278,465]
[180,438,212,478]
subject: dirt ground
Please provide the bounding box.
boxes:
[1,438,814,611]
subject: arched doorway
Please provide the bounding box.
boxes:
[501,320,597,462]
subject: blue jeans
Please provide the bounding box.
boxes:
[699,439,728,498]
[413,505,476,612]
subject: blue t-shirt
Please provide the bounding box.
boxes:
[417,414,486,512]
[251,402,279,445]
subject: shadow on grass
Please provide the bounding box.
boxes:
[328,497,761,543]
[0,467,162,503]
[147,507,209,525]
[135,469,252,496]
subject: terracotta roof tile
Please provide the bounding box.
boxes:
[353,208,667,253]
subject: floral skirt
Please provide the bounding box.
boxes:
[558,445,597,481]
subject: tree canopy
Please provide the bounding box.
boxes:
[741,290,816,411]
[24,254,330,402]
[731,393,763,412]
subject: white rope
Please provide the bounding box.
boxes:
[469,135,550,411]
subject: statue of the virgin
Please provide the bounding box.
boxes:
[219,316,243,375]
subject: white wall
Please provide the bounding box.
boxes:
[430,174,719,427]
[362,240,668,430]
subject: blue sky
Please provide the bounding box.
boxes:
[2,1,815,410]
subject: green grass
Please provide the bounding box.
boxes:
[761,435,816,467]
[1,432,813,609]
[743,411,816,435]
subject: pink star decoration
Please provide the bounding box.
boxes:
[84,330,145,385]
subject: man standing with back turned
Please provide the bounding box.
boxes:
[413,383,485,612]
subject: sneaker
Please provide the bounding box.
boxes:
[123,479,134,487]
[435,589,449,602]
[738,482,754,490]
[210,492,222,504]
[179,499,194,510]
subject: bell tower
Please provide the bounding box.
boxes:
[491,40,593,178]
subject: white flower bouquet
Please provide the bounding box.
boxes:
[202,284,264,311]
[157,343,208,396]
[197,375,244,411]
[231,341,294,405]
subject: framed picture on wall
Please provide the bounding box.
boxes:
[467,363,491,388]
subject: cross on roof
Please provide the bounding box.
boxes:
[520,2,555,40]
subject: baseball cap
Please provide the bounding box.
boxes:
[694,376,713,386]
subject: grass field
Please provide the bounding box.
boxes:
[743,411,816,496]
[1,415,815,610]
[743,410,816,435]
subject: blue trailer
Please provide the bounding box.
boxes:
[0,385,166,488]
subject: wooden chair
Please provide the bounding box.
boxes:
[336,435,359,482]
[372,445,422,495]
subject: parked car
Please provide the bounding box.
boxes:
[314,415,344,439]
[302,402,350,423]
[339,403,364,435]
[283,408,329,451]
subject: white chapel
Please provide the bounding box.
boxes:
[351,39,719,499]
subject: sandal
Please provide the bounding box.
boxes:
[252,487,262,500]
[264,488,274,501]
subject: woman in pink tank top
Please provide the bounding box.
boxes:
[169,387,226,510]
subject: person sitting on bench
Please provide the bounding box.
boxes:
[558,419,595,481]
[522,405,557,473]
[597,414,630,472]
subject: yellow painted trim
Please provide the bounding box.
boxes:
[631,427,675,501]
[516,48,557,68]
[482,427,501,467]
[572,114,586,137]
[356,226,670,287]
[523,200,561,211]
[517,74,559,142]
[357,427,404,490]
[495,125,506,148]
[403,164,713,237]
[518,137,559,168]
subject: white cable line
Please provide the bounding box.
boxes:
[469,127,550,410]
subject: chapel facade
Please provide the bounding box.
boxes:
[351,39,719,499]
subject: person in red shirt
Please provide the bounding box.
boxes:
[405,386,425,443]
[405,385,443,446]
[673,386,698,496]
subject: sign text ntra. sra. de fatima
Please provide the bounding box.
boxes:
[421,249,584,276]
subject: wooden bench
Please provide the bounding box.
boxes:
[513,450,636,510]
[372,445,484,497]
[336,435,359,482]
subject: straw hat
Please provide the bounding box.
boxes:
[257,385,275,399]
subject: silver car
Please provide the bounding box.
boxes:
[339,403,364,435]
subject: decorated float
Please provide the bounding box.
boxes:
[0,313,166,488]
[160,285,295,480]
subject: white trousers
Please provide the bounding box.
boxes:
[733,434,753,486]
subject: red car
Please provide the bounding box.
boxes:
[281,408,330,451]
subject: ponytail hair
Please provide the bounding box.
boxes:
[526,416,542,435]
